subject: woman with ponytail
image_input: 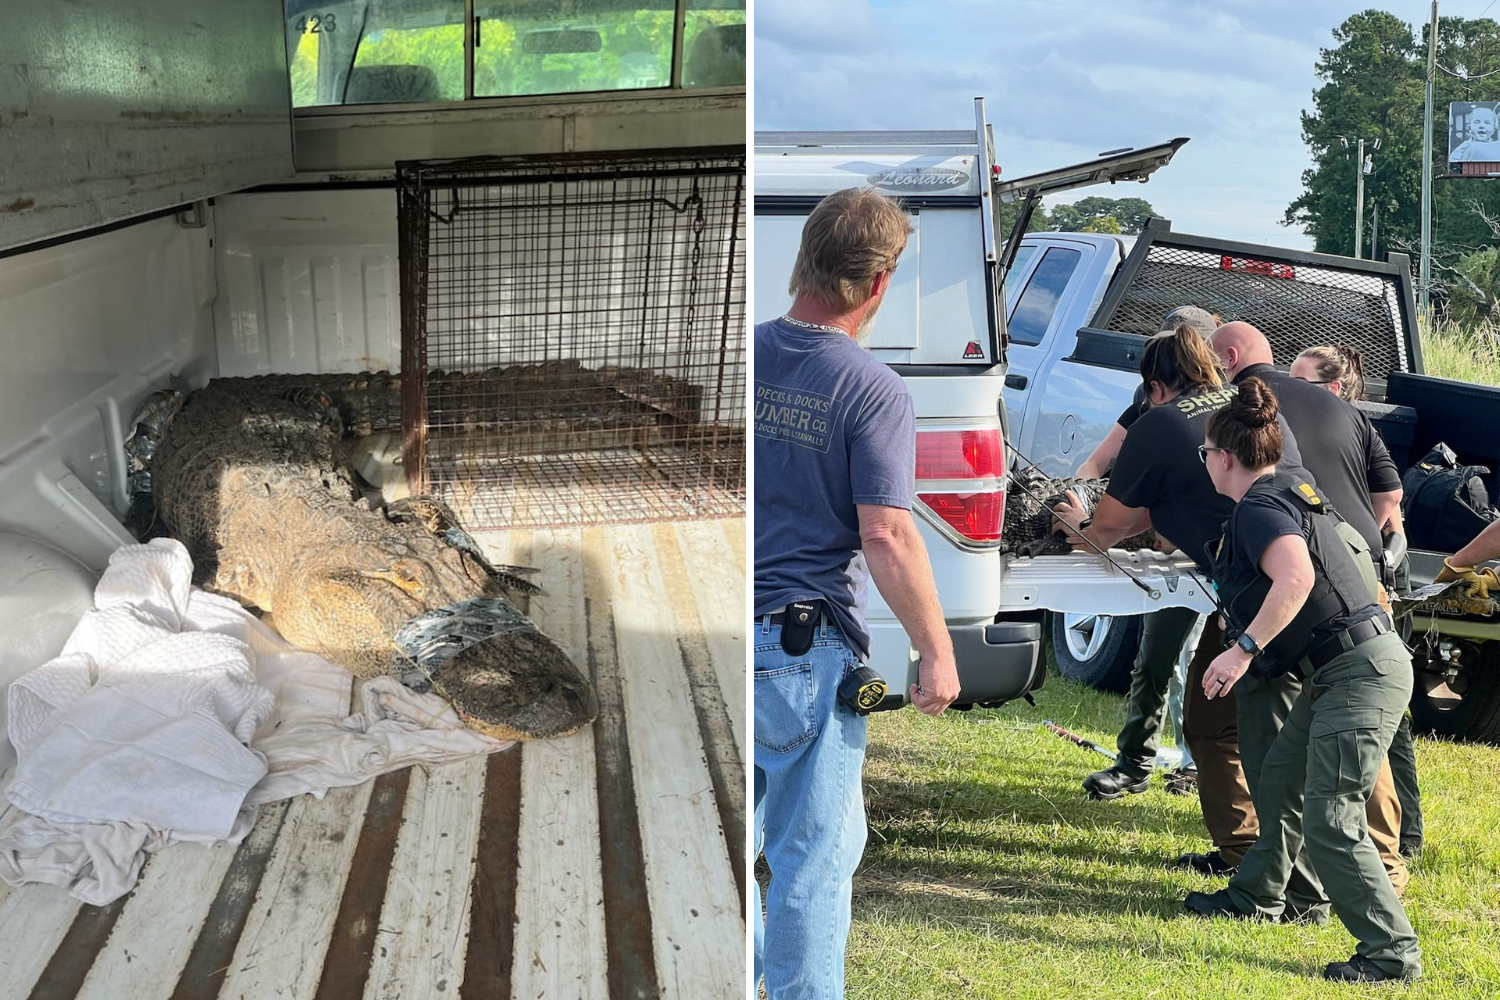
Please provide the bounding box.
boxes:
[1070,306,1220,805]
[1056,324,1311,858]
[1291,343,1366,402]
[1183,378,1420,984]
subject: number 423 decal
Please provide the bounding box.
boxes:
[295,13,338,33]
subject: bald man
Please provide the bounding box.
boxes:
[1211,322,1402,551]
[1202,321,1413,919]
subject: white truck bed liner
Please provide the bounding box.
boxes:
[0,519,746,1000]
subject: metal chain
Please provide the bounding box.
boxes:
[686,181,705,362]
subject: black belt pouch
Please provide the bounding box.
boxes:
[779,600,823,657]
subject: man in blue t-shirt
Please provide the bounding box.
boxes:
[753,187,958,999]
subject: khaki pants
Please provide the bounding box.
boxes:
[1370,759,1409,895]
[1181,617,1257,865]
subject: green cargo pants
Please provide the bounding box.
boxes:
[1114,606,1202,779]
[1390,554,1425,852]
[1234,670,1329,917]
[1388,712,1423,851]
[1226,631,1421,979]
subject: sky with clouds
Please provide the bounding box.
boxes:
[754,0,1491,249]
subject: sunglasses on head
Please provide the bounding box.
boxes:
[1198,445,1227,464]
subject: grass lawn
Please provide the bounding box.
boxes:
[844,674,1500,999]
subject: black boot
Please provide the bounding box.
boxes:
[1280,902,1330,926]
[1083,766,1150,800]
[1167,850,1237,876]
[1323,954,1406,983]
[1183,888,1256,920]
[1163,767,1198,796]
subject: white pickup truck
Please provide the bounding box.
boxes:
[756,102,1500,744]
[754,100,1217,711]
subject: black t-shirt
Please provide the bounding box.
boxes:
[1227,483,1382,640]
[1117,384,1149,432]
[1230,490,1307,578]
[1234,363,1400,554]
[1109,384,1311,573]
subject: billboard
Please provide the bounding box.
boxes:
[1449,101,1500,169]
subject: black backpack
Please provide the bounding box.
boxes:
[1401,443,1499,552]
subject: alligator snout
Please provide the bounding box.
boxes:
[433,629,599,742]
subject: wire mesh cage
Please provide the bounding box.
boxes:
[1102,237,1411,378]
[396,148,746,529]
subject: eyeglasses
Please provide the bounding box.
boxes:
[1198,445,1226,464]
[1295,377,1333,385]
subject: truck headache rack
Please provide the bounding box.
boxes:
[1090,221,1421,383]
[396,149,746,529]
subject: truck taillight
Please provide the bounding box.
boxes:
[915,428,1006,545]
[917,492,1004,542]
[1221,255,1295,279]
[914,430,1004,479]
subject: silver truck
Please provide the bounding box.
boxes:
[755,101,1216,712]
[756,101,1500,743]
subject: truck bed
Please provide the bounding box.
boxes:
[0,519,746,1000]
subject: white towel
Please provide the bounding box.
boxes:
[7,540,274,838]
[0,539,515,905]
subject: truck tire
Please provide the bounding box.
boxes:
[1049,611,1141,694]
[1410,635,1500,744]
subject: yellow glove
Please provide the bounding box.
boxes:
[1435,558,1500,600]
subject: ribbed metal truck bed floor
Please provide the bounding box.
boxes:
[0,519,746,1000]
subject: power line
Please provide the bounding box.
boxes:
[1438,63,1500,79]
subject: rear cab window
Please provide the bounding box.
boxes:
[1006,243,1038,278]
[1008,246,1081,346]
[286,0,745,108]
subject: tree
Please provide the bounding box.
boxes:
[1287,11,1500,264]
[1080,215,1123,234]
[996,199,1051,237]
[1048,196,1157,235]
[997,194,1159,239]
[1445,245,1500,325]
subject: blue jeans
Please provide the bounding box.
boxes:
[753,620,868,999]
[1167,614,1205,771]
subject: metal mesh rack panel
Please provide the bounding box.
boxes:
[397,149,746,529]
[1104,240,1409,378]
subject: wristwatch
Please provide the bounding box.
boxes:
[1236,632,1263,656]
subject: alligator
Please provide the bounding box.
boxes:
[150,376,598,741]
[215,363,705,440]
[1002,468,1157,555]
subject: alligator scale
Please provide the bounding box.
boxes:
[1002,469,1157,555]
[151,376,598,741]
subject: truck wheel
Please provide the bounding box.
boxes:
[1409,635,1500,744]
[1049,612,1141,694]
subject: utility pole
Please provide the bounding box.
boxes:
[1355,138,1367,258]
[1421,0,1438,315]
[1346,136,1378,259]
[1372,201,1380,260]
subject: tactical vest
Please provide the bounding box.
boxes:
[1211,474,1381,679]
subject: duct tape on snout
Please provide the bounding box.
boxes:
[392,597,538,691]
